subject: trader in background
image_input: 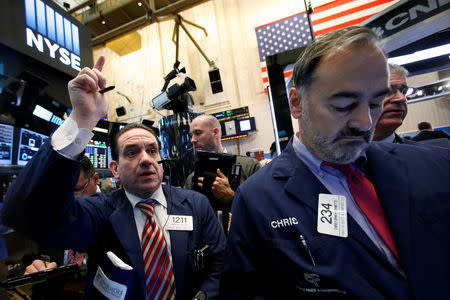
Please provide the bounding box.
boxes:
[221,26,450,299]
[411,121,450,141]
[1,56,226,300]
[373,63,413,143]
[24,156,99,274]
[185,115,261,229]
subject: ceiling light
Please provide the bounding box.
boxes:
[388,43,450,65]
[102,20,106,24]
[93,127,108,133]
[138,2,142,6]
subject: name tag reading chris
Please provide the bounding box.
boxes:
[317,194,348,238]
[166,215,193,231]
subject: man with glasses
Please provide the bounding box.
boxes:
[24,156,99,274]
[74,156,100,196]
[373,63,413,143]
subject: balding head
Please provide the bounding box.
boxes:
[190,115,223,152]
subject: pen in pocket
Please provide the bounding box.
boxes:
[300,235,316,266]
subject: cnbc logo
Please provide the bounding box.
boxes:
[24,0,81,72]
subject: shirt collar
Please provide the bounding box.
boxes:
[292,134,323,175]
[379,133,395,143]
[292,133,368,175]
[125,185,166,209]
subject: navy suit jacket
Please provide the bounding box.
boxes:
[221,140,450,299]
[1,142,226,299]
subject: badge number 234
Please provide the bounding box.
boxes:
[320,203,333,225]
[317,194,348,238]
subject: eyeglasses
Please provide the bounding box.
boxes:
[388,84,410,96]
[74,177,91,196]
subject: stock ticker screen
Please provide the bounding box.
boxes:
[0,123,14,165]
[85,140,108,169]
[17,128,48,166]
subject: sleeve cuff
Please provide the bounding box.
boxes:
[51,117,94,159]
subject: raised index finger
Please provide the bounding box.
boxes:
[93,56,106,72]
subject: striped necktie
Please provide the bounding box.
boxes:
[322,162,399,260]
[137,201,176,300]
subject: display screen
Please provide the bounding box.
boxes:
[85,140,108,169]
[239,119,251,132]
[17,127,48,165]
[0,123,14,165]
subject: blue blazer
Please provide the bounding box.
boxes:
[1,142,226,299]
[221,140,450,299]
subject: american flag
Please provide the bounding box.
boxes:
[255,0,400,91]
[255,12,312,92]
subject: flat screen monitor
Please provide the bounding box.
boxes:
[85,140,108,169]
[0,123,14,165]
[17,128,48,166]
[237,117,256,134]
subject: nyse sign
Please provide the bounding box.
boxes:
[24,0,81,72]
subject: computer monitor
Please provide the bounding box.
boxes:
[0,123,14,165]
[237,117,256,134]
[85,140,108,169]
[17,128,48,166]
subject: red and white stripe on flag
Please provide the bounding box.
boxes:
[311,0,400,36]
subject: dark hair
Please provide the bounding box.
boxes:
[110,123,160,161]
[292,26,383,97]
[418,121,432,131]
[81,156,95,178]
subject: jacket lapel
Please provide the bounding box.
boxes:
[366,144,412,270]
[109,191,146,296]
[279,143,392,262]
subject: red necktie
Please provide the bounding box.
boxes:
[137,201,176,300]
[322,162,399,260]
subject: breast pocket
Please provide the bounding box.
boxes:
[265,237,351,299]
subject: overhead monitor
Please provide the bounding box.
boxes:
[17,127,48,166]
[85,140,108,169]
[0,123,14,165]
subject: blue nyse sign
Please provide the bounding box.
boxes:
[24,0,81,72]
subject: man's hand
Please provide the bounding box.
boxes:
[68,56,109,130]
[24,259,57,275]
[211,169,234,203]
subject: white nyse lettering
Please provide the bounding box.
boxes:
[71,53,81,71]
[26,28,82,72]
[44,37,60,59]
[26,28,43,52]
[59,48,70,66]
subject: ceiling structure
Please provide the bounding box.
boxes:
[53,0,210,47]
